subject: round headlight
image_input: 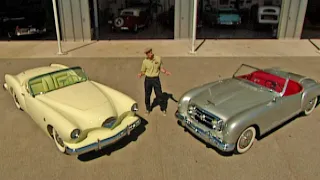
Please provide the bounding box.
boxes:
[70,129,81,139]
[131,103,139,112]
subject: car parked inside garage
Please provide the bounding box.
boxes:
[108,7,152,33]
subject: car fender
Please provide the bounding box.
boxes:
[33,99,80,142]
[222,101,271,144]
[301,84,320,108]
[4,74,27,110]
[90,81,136,115]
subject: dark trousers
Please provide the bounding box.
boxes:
[144,76,165,111]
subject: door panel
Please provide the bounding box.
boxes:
[25,95,47,131]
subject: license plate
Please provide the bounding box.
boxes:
[221,22,232,25]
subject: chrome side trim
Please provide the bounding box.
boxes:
[175,111,235,152]
[65,119,141,155]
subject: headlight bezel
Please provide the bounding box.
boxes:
[102,116,117,128]
[70,129,81,139]
[131,103,139,112]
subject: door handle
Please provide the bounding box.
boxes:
[21,93,25,96]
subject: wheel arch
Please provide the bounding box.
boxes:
[47,124,54,138]
[4,74,26,110]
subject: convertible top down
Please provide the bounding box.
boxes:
[3,63,141,155]
[176,64,320,154]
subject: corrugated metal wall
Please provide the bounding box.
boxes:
[278,0,308,39]
[58,0,92,41]
[174,0,193,39]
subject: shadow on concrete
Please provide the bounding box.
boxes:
[150,92,178,112]
[65,41,98,54]
[77,116,148,162]
[195,39,206,52]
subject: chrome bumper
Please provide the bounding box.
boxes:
[175,110,235,152]
[65,119,141,155]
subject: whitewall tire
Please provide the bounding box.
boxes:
[235,126,256,154]
[304,97,318,116]
[53,128,66,153]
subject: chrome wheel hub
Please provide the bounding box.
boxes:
[306,98,316,112]
[239,130,253,149]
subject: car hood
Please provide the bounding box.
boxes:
[190,78,274,121]
[36,81,117,129]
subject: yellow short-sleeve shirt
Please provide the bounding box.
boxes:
[141,55,163,77]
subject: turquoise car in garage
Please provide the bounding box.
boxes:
[203,7,241,27]
[215,8,241,26]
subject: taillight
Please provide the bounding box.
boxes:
[16,26,19,30]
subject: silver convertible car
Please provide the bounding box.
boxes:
[175,64,320,154]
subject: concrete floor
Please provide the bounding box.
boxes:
[0,57,320,180]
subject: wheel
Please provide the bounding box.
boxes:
[303,97,318,116]
[235,126,256,154]
[114,17,124,28]
[53,128,66,153]
[12,91,22,110]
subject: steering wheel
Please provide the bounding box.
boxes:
[265,80,278,91]
[63,75,81,86]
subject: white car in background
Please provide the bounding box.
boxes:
[257,6,280,24]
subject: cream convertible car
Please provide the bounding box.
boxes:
[3,64,141,155]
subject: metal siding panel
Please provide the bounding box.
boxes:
[180,0,191,38]
[80,0,92,41]
[294,0,308,38]
[174,0,181,39]
[70,0,83,41]
[277,0,290,38]
[61,0,75,41]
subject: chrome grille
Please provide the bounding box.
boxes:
[189,105,220,129]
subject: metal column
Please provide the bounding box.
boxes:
[277,0,308,39]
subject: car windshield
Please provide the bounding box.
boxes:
[121,11,135,16]
[28,66,88,96]
[233,64,287,94]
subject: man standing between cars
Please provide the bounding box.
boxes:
[137,48,171,116]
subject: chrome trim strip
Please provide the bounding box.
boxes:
[175,111,235,152]
[65,119,141,155]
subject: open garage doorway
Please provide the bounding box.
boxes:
[92,0,175,40]
[301,0,320,39]
[0,0,57,41]
[196,0,282,39]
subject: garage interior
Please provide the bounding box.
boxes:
[196,0,282,39]
[301,0,320,39]
[0,0,56,41]
[93,0,175,40]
